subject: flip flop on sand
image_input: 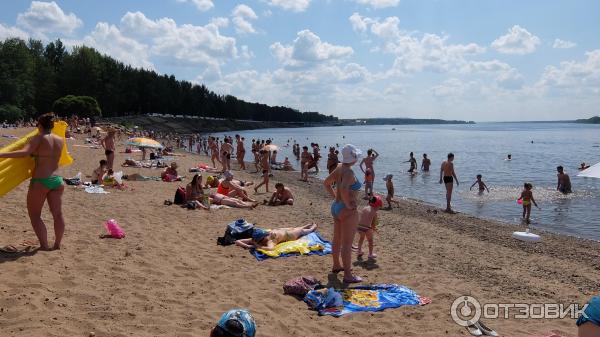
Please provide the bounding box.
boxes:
[475,321,498,336]
[343,275,363,284]
[467,324,483,336]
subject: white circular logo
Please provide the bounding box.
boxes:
[451,296,482,327]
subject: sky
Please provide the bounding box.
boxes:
[1,0,599,121]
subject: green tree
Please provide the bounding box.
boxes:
[52,95,101,118]
[0,104,25,123]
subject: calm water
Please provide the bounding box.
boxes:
[235,123,600,240]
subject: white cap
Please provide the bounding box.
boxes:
[341,144,362,164]
[223,171,234,179]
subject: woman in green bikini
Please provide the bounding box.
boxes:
[0,113,65,251]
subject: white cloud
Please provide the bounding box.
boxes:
[210,17,229,28]
[119,11,238,71]
[552,38,576,49]
[349,13,374,33]
[270,29,353,68]
[355,0,400,9]
[431,78,468,98]
[82,22,153,69]
[365,16,485,73]
[231,4,258,34]
[462,60,524,89]
[0,23,29,40]
[537,49,600,91]
[491,25,540,55]
[265,0,311,12]
[16,1,82,39]
[177,0,214,12]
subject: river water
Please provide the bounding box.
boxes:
[233,123,600,241]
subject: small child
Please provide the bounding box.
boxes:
[470,174,490,193]
[92,159,108,185]
[518,182,540,224]
[382,174,400,209]
[364,168,374,198]
[356,195,382,259]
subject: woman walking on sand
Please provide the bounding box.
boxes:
[0,113,65,250]
[324,144,363,283]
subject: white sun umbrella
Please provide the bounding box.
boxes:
[578,162,600,179]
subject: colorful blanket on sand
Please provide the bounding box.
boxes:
[251,232,332,261]
[318,284,431,317]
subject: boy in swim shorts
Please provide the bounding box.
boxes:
[469,174,490,193]
[356,195,382,259]
[364,168,374,198]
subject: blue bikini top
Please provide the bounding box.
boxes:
[349,172,362,191]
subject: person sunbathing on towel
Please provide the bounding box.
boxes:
[235,223,318,251]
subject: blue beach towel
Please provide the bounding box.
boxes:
[251,232,332,261]
[315,284,429,317]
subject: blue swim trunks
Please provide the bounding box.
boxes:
[577,296,600,328]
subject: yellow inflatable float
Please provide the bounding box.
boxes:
[0,121,73,197]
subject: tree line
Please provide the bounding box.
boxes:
[0,38,337,123]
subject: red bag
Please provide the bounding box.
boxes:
[283,276,321,297]
[174,187,186,205]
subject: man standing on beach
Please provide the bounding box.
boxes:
[359,148,379,179]
[236,135,246,170]
[440,153,459,213]
[556,166,572,194]
[101,128,116,170]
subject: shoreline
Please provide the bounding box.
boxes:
[1,127,598,337]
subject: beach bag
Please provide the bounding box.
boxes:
[284,276,321,298]
[174,187,186,205]
[227,219,254,235]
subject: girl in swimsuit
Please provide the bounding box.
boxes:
[323,144,363,284]
[0,113,65,250]
[518,182,539,224]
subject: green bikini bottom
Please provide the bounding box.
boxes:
[30,176,63,190]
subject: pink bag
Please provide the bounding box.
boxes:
[104,219,125,239]
[283,276,321,297]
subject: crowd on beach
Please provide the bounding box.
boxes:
[1,113,597,337]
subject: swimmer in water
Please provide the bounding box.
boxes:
[406,152,417,174]
[506,154,512,161]
[469,174,490,194]
[556,166,572,194]
[421,153,431,172]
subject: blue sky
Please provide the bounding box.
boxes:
[1,0,599,121]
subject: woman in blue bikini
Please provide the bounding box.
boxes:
[0,113,65,251]
[324,144,363,283]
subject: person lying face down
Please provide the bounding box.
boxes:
[235,224,318,251]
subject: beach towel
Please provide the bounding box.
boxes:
[85,186,109,194]
[252,232,332,261]
[311,284,429,317]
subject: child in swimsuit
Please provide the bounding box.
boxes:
[518,182,539,224]
[356,195,382,259]
[382,174,400,209]
[364,168,374,198]
[469,174,490,193]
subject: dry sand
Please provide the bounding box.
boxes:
[1,127,599,337]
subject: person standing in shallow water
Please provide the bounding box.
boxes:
[421,153,431,172]
[0,113,65,250]
[439,153,459,214]
[556,166,572,194]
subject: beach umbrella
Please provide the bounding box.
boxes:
[578,162,600,179]
[262,144,279,152]
[126,137,163,149]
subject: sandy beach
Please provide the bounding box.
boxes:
[1,127,599,337]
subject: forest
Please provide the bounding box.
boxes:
[0,38,337,123]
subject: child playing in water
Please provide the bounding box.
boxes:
[382,174,400,209]
[356,195,382,259]
[517,182,540,224]
[364,168,374,198]
[469,174,490,193]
